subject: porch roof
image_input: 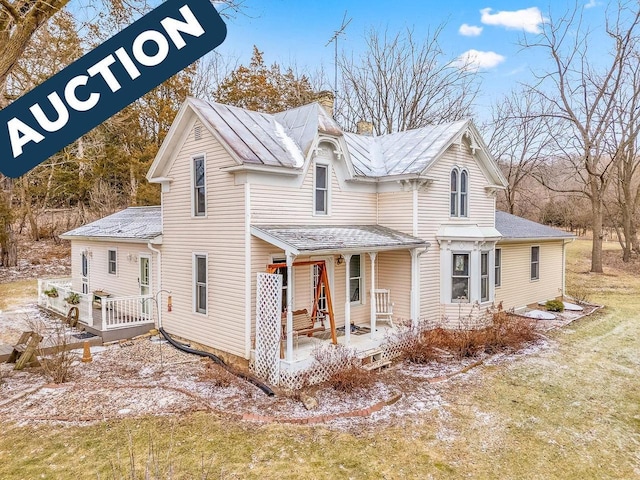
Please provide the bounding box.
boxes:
[251,224,429,255]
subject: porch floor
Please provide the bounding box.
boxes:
[283,323,394,363]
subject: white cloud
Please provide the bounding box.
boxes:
[459,24,483,36]
[480,7,547,34]
[584,0,599,8]
[455,49,506,71]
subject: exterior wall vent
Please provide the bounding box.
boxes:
[194,124,202,141]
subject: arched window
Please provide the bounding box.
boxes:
[450,167,469,218]
[450,169,458,216]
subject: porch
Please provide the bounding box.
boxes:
[37,278,156,343]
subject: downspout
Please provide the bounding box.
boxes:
[147,241,162,329]
[244,182,252,359]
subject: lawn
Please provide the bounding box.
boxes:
[0,240,638,479]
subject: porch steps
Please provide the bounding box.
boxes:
[358,348,391,372]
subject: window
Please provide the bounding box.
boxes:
[193,156,206,216]
[194,254,207,314]
[108,249,117,275]
[274,257,289,312]
[349,254,361,303]
[314,163,328,215]
[495,248,501,287]
[313,264,327,313]
[450,167,468,217]
[481,252,489,302]
[452,253,469,302]
[530,246,540,280]
[81,251,89,294]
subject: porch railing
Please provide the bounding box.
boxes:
[101,295,154,330]
[38,278,93,326]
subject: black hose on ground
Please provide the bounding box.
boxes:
[159,327,275,397]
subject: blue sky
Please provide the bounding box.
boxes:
[214,0,610,114]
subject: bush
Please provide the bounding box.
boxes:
[399,304,538,362]
[545,299,565,312]
[312,344,376,392]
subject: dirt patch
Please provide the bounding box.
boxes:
[0,238,70,284]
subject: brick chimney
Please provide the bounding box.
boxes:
[356,120,373,136]
[317,90,335,117]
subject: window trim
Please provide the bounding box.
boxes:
[191,154,207,218]
[480,251,489,303]
[495,247,501,288]
[107,248,117,275]
[272,255,291,312]
[193,253,208,315]
[450,167,469,218]
[349,254,364,305]
[451,252,470,303]
[313,161,330,216]
[530,246,540,281]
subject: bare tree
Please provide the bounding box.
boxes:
[524,1,640,273]
[485,88,559,215]
[338,27,479,134]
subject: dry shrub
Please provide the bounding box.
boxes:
[400,304,537,363]
[198,360,237,387]
[312,344,376,392]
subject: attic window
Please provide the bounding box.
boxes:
[194,125,202,141]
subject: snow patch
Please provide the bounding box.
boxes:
[273,121,305,168]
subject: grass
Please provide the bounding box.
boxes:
[0,240,639,478]
[0,279,36,310]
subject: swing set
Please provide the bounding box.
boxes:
[266,260,338,347]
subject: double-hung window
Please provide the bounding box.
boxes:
[530,246,540,281]
[274,257,289,312]
[195,254,207,314]
[452,253,470,302]
[193,156,206,216]
[480,252,489,302]
[495,248,501,287]
[108,249,117,275]
[314,164,328,215]
[349,255,362,303]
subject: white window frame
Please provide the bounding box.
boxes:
[313,161,330,216]
[349,254,364,305]
[273,255,291,312]
[451,252,470,303]
[107,248,117,275]
[450,167,469,218]
[192,154,207,218]
[480,251,489,303]
[530,246,540,281]
[193,253,208,315]
[495,247,501,288]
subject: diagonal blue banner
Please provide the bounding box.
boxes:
[0,0,227,178]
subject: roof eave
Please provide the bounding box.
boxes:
[221,164,302,176]
[297,242,431,256]
[58,235,163,244]
[497,236,575,244]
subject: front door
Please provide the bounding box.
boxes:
[139,255,151,315]
[81,251,89,294]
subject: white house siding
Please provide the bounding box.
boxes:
[70,240,158,300]
[417,142,498,324]
[250,147,377,226]
[160,120,247,358]
[376,250,412,321]
[495,240,565,311]
[377,191,413,235]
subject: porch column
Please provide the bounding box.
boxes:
[343,253,352,346]
[285,251,295,361]
[410,248,420,327]
[368,251,377,338]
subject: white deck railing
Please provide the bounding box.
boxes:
[38,278,93,326]
[101,294,154,330]
[38,278,154,331]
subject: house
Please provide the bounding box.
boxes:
[43,95,574,383]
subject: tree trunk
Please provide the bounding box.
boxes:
[590,196,604,273]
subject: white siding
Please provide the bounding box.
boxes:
[377,250,412,321]
[70,240,158,299]
[161,121,247,358]
[378,191,413,235]
[495,241,565,311]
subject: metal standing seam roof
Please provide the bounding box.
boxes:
[495,211,575,240]
[251,225,429,255]
[60,206,162,240]
[343,119,470,177]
